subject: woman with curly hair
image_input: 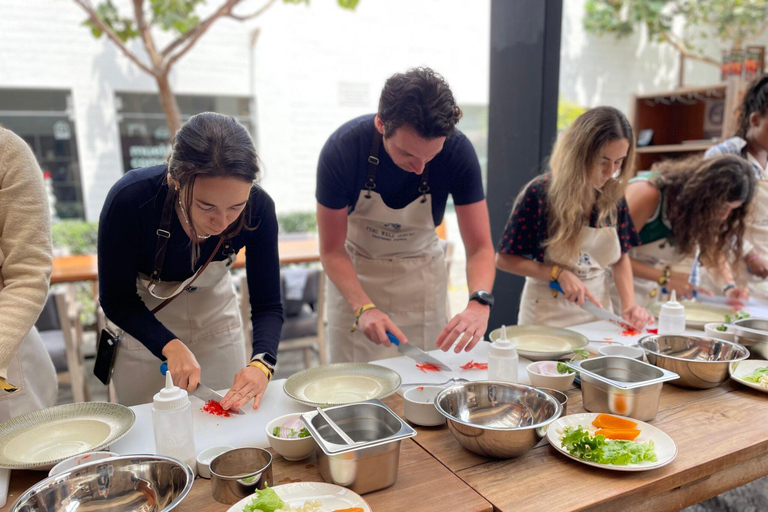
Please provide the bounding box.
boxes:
[620,155,755,307]
[705,75,768,282]
[496,106,653,328]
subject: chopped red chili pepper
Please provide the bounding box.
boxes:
[201,399,231,417]
[460,360,488,370]
[620,327,641,336]
[416,363,441,373]
[646,328,658,334]
[416,386,424,391]
[726,299,745,310]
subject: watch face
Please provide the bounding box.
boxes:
[261,353,277,367]
[472,291,494,306]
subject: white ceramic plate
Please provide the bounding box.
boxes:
[226,481,372,512]
[0,402,135,470]
[546,412,677,472]
[729,359,768,394]
[649,301,733,329]
[489,325,589,361]
[283,363,401,407]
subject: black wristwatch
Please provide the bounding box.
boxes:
[251,352,277,373]
[469,290,494,308]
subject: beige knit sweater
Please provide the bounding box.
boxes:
[0,127,52,380]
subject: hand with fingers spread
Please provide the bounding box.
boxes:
[557,269,602,307]
[622,304,654,330]
[161,338,201,394]
[435,300,489,353]
[220,366,269,411]
[357,307,407,347]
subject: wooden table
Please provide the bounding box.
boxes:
[50,235,320,284]
[1,439,491,512]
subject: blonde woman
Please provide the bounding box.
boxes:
[496,106,652,328]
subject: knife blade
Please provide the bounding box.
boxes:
[549,281,630,328]
[386,332,451,371]
[160,363,244,415]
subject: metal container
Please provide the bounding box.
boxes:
[209,447,273,505]
[538,387,568,416]
[637,334,750,389]
[10,454,193,512]
[567,356,679,421]
[434,381,561,459]
[301,399,415,495]
[732,318,768,360]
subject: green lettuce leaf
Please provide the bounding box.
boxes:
[744,366,768,383]
[560,426,657,465]
[242,485,285,512]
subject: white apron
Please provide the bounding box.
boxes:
[111,249,245,406]
[735,154,768,292]
[0,260,57,422]
[326,156,447,363]
[518,225,621,328]
[614,237,687,310]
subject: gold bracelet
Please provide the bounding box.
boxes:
[550,265,560,282]
[247,360,273,382]
[350,303,377,332]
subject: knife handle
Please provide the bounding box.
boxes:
[386,332,400,346]
[549,281,565,295]
[160,362,168,375]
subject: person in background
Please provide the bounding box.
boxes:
[99,112,282,409]
[706,75,768,283]
[496,106,653,329]
[317,67,495,363]
[0,126,57,422]
[619,155,754,308]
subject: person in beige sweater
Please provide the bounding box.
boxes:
[0,126,57,422]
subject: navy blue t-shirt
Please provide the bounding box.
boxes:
[316,114,485,225]
[98,165,283,361]
[498,174,640,262]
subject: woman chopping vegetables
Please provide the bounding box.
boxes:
[618,155,755,307]
[495,106,653,329]
[98,112,282,408]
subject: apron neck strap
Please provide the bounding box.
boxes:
[151,185,177,283]
[365,128,432,201]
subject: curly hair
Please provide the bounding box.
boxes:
[736,74,768,139]
[652,154,755,267]
[377,67,462,139]
[541,106,635,265]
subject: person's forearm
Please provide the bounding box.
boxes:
[630,257,665,282]
[321,250,372,312]
[495,253,554,281]
[613,254,637,308]
[710,255,736,288]
[465,244,496,294]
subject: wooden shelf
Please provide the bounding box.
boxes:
[634,83,728,101]
[636,142,717,154]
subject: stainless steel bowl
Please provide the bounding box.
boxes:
[637,334,750,389]
[538,388,568,416]
[210,447,273,505]
[435,381,561,459]
[10,454,193,511]
[732,318,768,360]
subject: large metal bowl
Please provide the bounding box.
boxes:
[435,381,561,459]
[732,318,768,360]
[637,335,750,389]
[10,454,194,511]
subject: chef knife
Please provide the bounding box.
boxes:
[549,281,631,329]
[160,362,244,415]
[386,332,451,371]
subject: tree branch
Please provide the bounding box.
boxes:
[71,0,154,75]
[228,0,279,21]
[132,0,162,69]
[659,29,719,68]
[160,0,243,58]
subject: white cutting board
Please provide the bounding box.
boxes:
[111,379,311,456]
[568,320,703,353]
[370,341,533,392]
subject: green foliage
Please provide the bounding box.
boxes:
[558,98,587,132]
[83,0,140,41]
[150,0,204,33]
[584,0,768,50]
[277,211,317,234]
[51,221,99,256]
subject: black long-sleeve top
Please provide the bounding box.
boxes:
[98,165,283,361]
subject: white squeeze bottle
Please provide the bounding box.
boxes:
[488,325,519,383]
[152,370,196,468]
[658,290,686,335]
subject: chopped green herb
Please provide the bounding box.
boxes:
[716,325,728,332]
[557,348,590,374]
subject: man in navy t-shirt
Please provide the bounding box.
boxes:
[316,67,496,363]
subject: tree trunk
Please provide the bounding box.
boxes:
[155,72,182,138]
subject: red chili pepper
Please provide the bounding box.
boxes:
[460,360,488,370]
[201,400,231,417]
[416,386,424,391]
[646,328,658,334]
[726,299,745,310]
[620,327,641,336]
[416,362,441,373]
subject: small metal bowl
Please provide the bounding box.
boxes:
[537,388,568,416]
[210,447,273,505]
[10,454,193,511]
[637,334,750,389]
[732,318,768,360]
[435,381,561,459]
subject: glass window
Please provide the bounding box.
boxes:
[0,89,84,219]
[116,93,253,173]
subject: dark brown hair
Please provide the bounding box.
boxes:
[652,154,755,267]
[736,74,768,139]
[167,112,259,267]
[377,67,462,139]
